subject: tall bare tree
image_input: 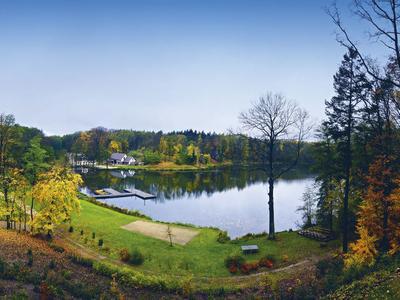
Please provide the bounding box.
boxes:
[240,93,312,239]
[327,0,400,87]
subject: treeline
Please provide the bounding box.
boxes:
[11,127,313,167]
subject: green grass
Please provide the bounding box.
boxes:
[68,199,338,278]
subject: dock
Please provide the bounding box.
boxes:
[93,187,156,200]
[124,188,156,199]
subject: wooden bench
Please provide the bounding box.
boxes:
[241,245,259,254]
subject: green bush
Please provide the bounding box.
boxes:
[68,226,74,233]
[68,254,94,268]
[217,231,230,243]
[98,239,103,247]
[129,249,145,265]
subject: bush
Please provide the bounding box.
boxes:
[129,249,145,266]
[68,254,94,268]
[262,254,277,264]
[217,231,230,243]
[49,244,65,253]
[27,249,33,267]
[68,226,74,233]
[259,258,274,268]
[119,248,131,262]
[49,260,56,270]
[98,239,103,247]
[92,232,96,239]
[80,230,84,236]
[224,255,245,268]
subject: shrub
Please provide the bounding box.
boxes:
[98,239,103,247]
[49,244,65,253]
[224,255,245,268]
[68,226,74,233]
[240,263,251,274]
[92,232,96,239]
[27,249,33,267]
[0,258,5,275]
[217,231,230,243]
[259,258,274,268]
[282,254,289,262]
[129,249,144,265]
[80,230,84,235]
[119,248,131,262]
[262,254,277,263]
[49,260,56,270]
[228,265,238,274]
[68,254,94,268]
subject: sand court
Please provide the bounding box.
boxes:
[121,220,199,245]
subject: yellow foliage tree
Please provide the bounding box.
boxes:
[346,156,400,267]
[108,140,122,154]
[31,166,82,236]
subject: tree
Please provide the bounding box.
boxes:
[240,93,311,239]
[297,185,317,228]
[347,156,400,267]
[108,140,122,154]
[0,113,16,229]
[325,49,370,253]
[23,136,49,221]
[31,166,82,237]
[328,0,400,88]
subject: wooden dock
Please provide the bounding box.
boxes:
[93,188,156,200]
[124,188,156,199]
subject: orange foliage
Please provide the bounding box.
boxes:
[347,156,400,267]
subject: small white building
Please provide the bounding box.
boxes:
[108,153,136,165]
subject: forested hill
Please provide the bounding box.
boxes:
[11,126,315,167]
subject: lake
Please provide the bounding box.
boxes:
[78,167,314,238]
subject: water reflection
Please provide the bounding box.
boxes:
[78,167,314,238]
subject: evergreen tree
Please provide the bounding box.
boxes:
[324,48,371,252]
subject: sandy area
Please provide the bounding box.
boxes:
[121,220,199,245]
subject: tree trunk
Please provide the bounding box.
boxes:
[30,197,34,222]
[268,177,275,239]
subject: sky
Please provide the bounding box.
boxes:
[0,0,371,136]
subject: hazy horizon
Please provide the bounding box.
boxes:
[0,0,374,135]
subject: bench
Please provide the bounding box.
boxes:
[241,245,259,254]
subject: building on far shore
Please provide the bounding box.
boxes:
[108,153,136,165]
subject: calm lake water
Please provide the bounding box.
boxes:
[78,167,314,238]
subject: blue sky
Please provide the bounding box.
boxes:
[0,0,365,135]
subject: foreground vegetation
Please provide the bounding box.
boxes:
[67,197,338,279]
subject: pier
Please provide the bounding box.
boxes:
[93,188,156,200]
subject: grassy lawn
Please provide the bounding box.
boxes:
[68,199,338,278]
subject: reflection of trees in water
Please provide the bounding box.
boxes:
[79,166,313,201]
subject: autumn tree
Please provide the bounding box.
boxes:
[347,156,400,266]
[31,166,82,237]
[240,93,311,239]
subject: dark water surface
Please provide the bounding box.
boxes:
[78,167,314,238]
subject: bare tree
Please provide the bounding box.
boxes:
[327,0,400,87]
[240,93,312,240]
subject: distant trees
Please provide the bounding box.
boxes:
[240,93,311,239]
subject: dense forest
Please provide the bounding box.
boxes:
[3,125,315,168]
